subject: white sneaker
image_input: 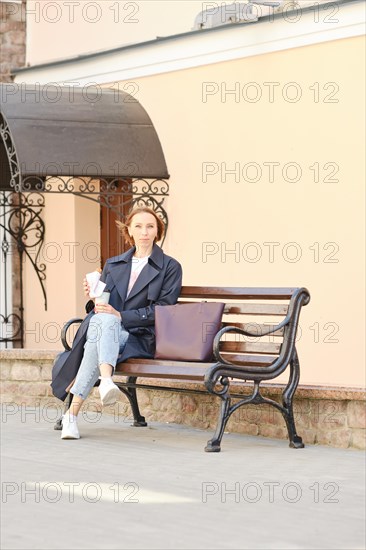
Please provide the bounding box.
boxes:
[99,379,120,406]
[61,412,80,440]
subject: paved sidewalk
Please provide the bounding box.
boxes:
[0,404,365,550]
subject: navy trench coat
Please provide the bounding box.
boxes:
[51,244,182,401]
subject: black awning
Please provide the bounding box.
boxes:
[0,83,169,187]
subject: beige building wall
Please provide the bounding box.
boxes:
[125,35,364,387]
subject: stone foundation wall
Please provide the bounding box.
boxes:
[0,1,26,82]
[1,349,365,449]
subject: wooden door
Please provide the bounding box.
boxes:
[100,179,132,266]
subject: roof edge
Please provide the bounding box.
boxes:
[13,0,357,75]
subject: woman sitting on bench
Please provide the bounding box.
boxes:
[61,206,183,440]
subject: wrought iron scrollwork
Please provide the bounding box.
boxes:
[0,313,22,345]
[20,175,170,237]
[0,113,21,191]
[21,176,169,228]
[0,191,46,346]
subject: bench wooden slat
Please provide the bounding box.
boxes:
[219,353,277,366]
[220,341,281,354]
[223,303,288,316]
[116,360,211,380]
[178,301,288,317]
[221,322,284,336]
[116,353,277,380]
[180,286,297,300]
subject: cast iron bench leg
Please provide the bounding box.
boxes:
[282,350,304,448]
[115,376,147,427]
[205,384,231,452]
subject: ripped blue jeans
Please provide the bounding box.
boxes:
[70,313,129,400]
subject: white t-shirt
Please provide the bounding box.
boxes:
[126,256,149,297]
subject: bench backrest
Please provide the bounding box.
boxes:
[178,286,310,368]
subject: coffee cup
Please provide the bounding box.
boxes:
[86,270,106,298]
[95,291,110,305]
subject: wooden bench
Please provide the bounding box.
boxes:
[58,286,310,452]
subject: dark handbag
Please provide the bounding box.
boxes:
[154,302,225,361]
[51,350,76,401]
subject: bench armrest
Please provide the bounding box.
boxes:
[212,314,292,365]
[212,286,310,368]
[61,318,83,351]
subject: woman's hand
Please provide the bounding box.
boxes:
[94,303,121,319]
[83,277,91,298]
